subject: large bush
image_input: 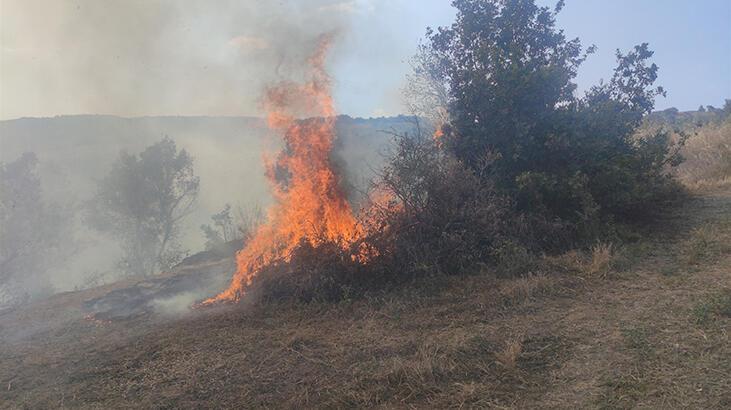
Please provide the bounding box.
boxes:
[365,132,527,277]
[419,0,683,245]
[244,0,694,302]
[251,133,523,302]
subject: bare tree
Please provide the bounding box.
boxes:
[201,202,264,250]
[201,204,235,250]
[403,41,451,127]
[87,137,199,276]
[235,202,264,240]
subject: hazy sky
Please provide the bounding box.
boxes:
[1,0,729,120]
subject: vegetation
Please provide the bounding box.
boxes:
[200,203,264,251]
[1,0,730,407]
[370,134,518,277]
[674,108,731,188]
[423,0,682,241]
[87,137,199,277]
[247,0,692,302]
[0,153,75,306]
[3,180,729,408]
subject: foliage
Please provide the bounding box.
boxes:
[417,0,683,245]
[365,132,521,278]
[0,153,75,305]
[252,133,521,302]
[87,137,199,276]
[256,239,363,302]
[403,44,451,125]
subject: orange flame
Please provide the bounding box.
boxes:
[203,34,362,304]
[432,126,445,147]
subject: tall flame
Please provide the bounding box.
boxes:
[203,34,361,304]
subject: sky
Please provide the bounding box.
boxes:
[1,0,729,120]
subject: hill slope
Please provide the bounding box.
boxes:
[1,185,729,408]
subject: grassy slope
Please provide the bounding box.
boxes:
[1,186,730,409]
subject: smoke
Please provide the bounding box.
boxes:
[0,0,358,120]
[151,291,206,316]
[0,1,416,310]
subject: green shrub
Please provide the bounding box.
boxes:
[417,0,684,248]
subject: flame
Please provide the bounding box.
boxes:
[203,34,362,304]
[433,126,445,147]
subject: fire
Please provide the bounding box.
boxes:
[203,34,362,304]
[433,126,445,147]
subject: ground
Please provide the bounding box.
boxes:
[1,186,730,409]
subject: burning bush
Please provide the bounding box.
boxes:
[202,35,365,305]
[204,1,698,306]
[254,240,363,302]
[242,131,531,303]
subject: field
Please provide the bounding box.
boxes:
[1,185,729,409]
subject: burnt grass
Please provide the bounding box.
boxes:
[1,187,731,409]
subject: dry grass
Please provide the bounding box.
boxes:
[680,220,731,267]
[544,242,616,279]
[2,188,730,408]
[494,336,524,370]
[691,288,731,325]
[586,243,614,278]
[498,273,556,306]
[676,119,731,189]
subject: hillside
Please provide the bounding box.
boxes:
[2,0,729,407]
[1,184,729,408]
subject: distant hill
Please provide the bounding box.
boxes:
[646,102,730,129]
[0,113,419,210]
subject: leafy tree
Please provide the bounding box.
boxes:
[417,0,681,245]
[0,153,74,305]
[426,0,588,172]
[88,137,199,276]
